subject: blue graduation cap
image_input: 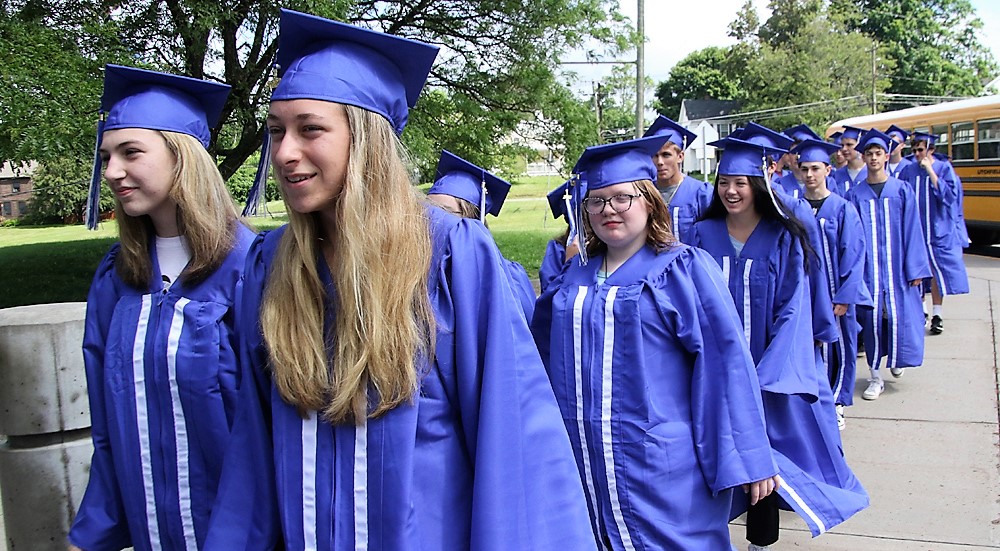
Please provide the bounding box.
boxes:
[911,131,938,148]
[642,115,697,150]
[829,131,843,145]
[87,65,231,229]
[273,9,438,135]
[855,128,897,154]
[791,138,840,165]
[840,125,865,141]
[709,137,789,177]
[783,124,822,143]
[547,180,571,220]
[428,150,510,219]
[734,122,794,160]
[572,135,669,191]
[886,124,910,143]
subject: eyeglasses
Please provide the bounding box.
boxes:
[583,193,642,215]
[913,147,927,153]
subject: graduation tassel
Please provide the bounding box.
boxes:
[85,114,106,230]
[241,127,271,217]
[762,151,789,219]
[570,174,589,266]
[479,172,487,222]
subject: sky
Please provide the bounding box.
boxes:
[563,0,1000,92]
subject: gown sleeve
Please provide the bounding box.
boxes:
[930,161,957,205]
[203,232,282,551]
[756,233,821,399]
[652,248,778,495]
[503,258,537,322]
[438,220,597,550]
[833,203,873,308]
[537,239,567,295]
[68,247,134,551]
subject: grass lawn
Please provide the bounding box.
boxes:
[1,175,564,308]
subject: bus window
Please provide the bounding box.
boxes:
[932,124,949,155]
[950,121,974,160]
[978,119,1000,160]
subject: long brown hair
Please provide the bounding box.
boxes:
[583,179,675,256]
[260,104,435,425]
[114,131,238,289]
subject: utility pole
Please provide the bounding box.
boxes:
[871,42,878,115]
[635,0,645,138]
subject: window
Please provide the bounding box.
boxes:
[11,181,19,192]
[716,123,732,138]
[950,121,974,160]
[16,201,26,216]
[978,119,1000,160]
[1,202,11,217]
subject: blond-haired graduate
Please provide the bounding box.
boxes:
[205,9,596,550]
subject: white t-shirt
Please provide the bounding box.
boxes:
[155,235,191,288]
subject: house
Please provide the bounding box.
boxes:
[677,99,742,176]
[0,162,36,221]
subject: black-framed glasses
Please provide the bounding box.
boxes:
[583,193,642,215]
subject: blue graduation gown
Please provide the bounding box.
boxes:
[813,195,872,406]
[539,238,568,295]
[690,217,869,537]
[900,159,970,295]
[531,244,777,549]
[662,174,713,243]
[69,225,256,551]
[831,165,867,196]
[773,172,804,199]
[779,193,839,346]
[886,156,913,179]
[845,178,932,370]
[504,258,537,320]
[205,208,597,551]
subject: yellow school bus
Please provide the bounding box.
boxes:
[828,95,1000,244]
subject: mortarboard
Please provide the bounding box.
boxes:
[886,124,910,143]
[428,150,510,219]
[709,137,789,177]
[87,65,231,229]
[572,135,669,192]
[855,128,897,154]
[547,180,571,220]
[829,131,843,145]
[273,9,438,135]
[642,115,697,150]
[791,138,840,165]
[840,125,865,141]
[911,131,938,148]
[734,122,794,160]
[783,124,822,143]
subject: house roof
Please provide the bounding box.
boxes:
[681,99,742,121]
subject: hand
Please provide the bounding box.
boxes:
[919,155,934,173]
[743,475,779,506]
[910,279,923,287]
[565,239,580,262]
[68,545,85,551]
[833,303,848,316]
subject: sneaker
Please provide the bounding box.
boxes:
[930,315,943,335]
[890,367,904,378]
[862,378,884,400]
[857,340,865,358]
[748,545,771,551]
[836,404,846,430]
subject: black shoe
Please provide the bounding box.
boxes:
[930,315,943,335]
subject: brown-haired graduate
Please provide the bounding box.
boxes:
[203,9,596,550]
[68,66,254,551]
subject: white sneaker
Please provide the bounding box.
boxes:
[890,367,904,378]
[748,544,771,551]
[836,404,846,430]
[862,378,884,400]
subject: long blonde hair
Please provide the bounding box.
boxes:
[260,105,435,425]
[115,131,239,289]
[583,179,675,255]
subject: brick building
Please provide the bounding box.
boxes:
[0,162,36,221]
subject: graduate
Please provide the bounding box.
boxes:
[772,124,823,199]
[885,124,914,179]
[203,10,596,550]
[899,131,970,335]
[69,66,254,551]
[793,138,872,430]
[531,135,778,549]
[690,137,869,551]
[426,149,536,319]
[830,131,847,169]
[832,126,868,195]
[643,115,713,243]
[844,129,931,401]
[538,180,580,294]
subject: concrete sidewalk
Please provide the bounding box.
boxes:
[731,253,1000,549]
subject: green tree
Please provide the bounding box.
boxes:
[830,0,997,100]
[1,0,634,185]
[22,158,115,225]
[653,47,740,120]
